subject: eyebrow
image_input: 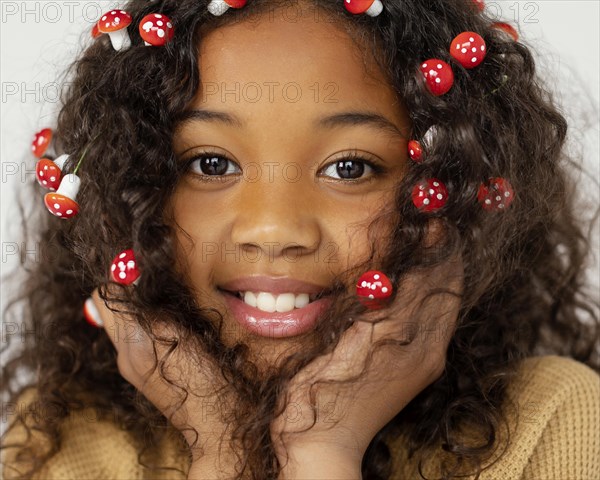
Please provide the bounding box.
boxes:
[174,109,407,138]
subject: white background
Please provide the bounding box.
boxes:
[1,1,599,335]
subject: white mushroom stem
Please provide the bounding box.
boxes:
[85,297,103,327]
[208,0,230,16]
[366,0,384,16]
[54,154,69,170]
[56,174,81,200]
[107,29,131,51]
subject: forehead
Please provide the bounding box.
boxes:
[192,9,405,121]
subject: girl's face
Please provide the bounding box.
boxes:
[168,7,412,363]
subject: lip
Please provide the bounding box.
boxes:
[219,275,331,296]
[219,288,334,338]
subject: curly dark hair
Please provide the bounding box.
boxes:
[2,0,599,479]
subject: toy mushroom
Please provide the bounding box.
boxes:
[97,10,132,51]
[110,249,141,286]
[91,23,101,39]
[450,31,487,69]
[207,0,247,16]
[477,177,515,212]
[35,154,69,191]
[356,270,393,310]
[139,13,174,46]
[44,174,81,219]
[344,0,384,17]
[83,297,104,328]
[31,128,53,158]
[491,22,519,42]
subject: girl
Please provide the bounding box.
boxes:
[2,0,599,479]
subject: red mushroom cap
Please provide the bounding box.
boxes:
[91,23,101,39]
[491,22,519,42]
[35,158,62,191]
[477,177,515,212]
[224,0,247,8]
[31,128,52,158]
[110,249,141,285]
[356,270,393,310]
[420,59,454,96]
[344,0,373,14]
[139,13,174,46]
[412,178,449,213]
[44,193,79,219]
[472,0,485,12]
[97,10,132,33]
[408,140,423,163]
[450,31,487,69]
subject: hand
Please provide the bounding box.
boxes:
[271,251,464,477]
[90,287,241,477]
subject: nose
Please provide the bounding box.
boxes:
[230,176,321,261]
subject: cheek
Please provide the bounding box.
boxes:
[167,189,224,293]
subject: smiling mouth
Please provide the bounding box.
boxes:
[218,287,334,312]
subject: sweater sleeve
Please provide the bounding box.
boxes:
[520,357,600,480]
[385,355,600,480]
[1,388,189,480]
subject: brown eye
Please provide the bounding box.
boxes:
[319,153,382,181]
[185,153,241,177]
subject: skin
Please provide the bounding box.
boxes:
[167,7,411,367]
[92,6,464,479]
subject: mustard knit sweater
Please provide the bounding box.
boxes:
[2,355,599,479]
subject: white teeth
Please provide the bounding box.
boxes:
[243,291,257,308]
[240,291,311,312]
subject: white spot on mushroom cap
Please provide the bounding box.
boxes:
[423,198,430,205]
[54,203,60,209]
[382,287,388,293]
[368,294,374,299]
[102,15,107,20]
[374,274,380,280]
[119,272,126,279]
[142,21,153,32]
[120,252,126,258]
[157,20,163,26]
[66,209,73,215]
[157,29,165,38]
[111,264,116,271]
